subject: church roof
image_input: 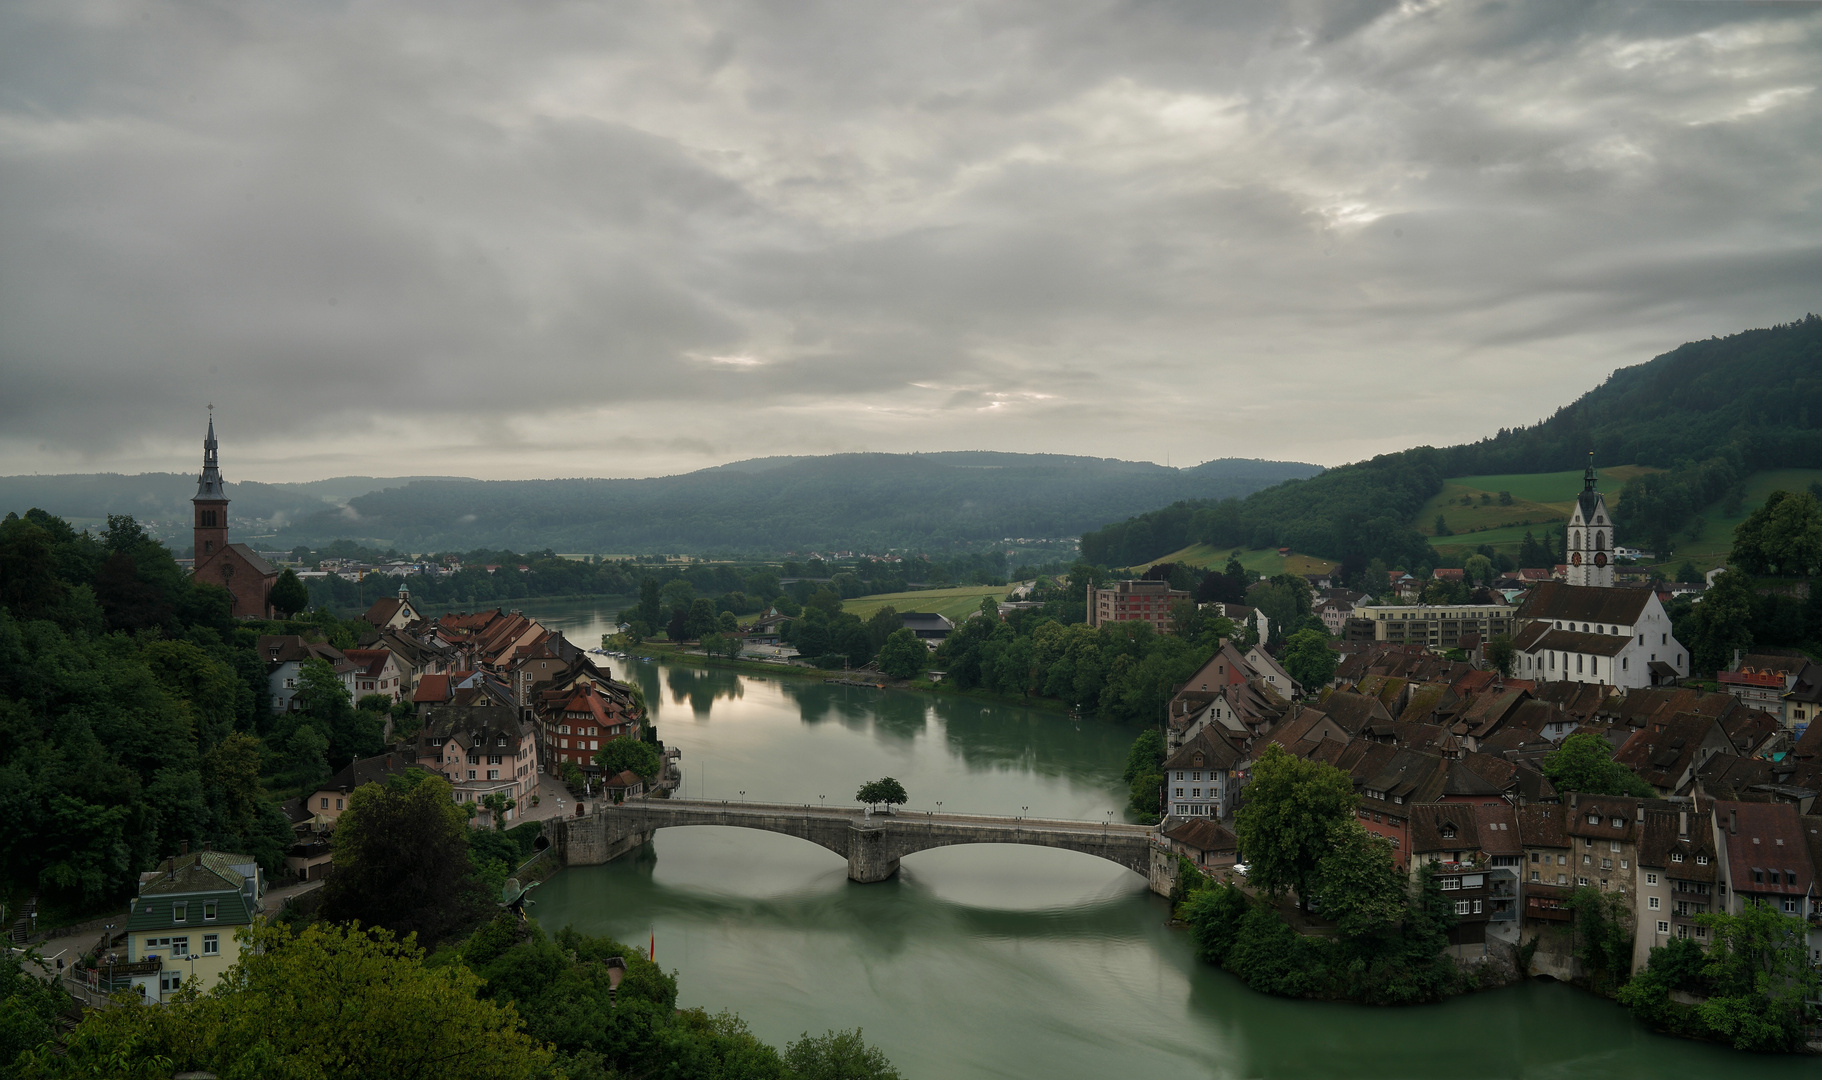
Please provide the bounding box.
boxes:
[1517,581,1651,625]
[227,543,276,578]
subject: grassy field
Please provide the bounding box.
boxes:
[841,584,1009,622]
[1423,466,1822,568]
[1139,544,1338,577]
[1420,465,1662,543]
[1650,468,1822,569]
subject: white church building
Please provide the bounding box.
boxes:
[1510,457,1687,690]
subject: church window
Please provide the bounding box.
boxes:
[1595,531,1605,551]
[1571,530,1581,550]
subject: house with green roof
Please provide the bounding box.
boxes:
[123,849,262,1001]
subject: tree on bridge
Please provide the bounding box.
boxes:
[856,777,908,813]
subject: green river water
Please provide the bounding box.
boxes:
[529,600,1809,1079]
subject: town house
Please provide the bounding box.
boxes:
[416,700,540,821]
[121,850,261,1002]
[1633,806,1719,968]
[1161,729,1242,821]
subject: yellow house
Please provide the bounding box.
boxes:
[124,850,262,1001]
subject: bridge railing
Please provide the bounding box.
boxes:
[615,797,1153,833]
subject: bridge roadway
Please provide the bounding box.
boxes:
[542,798,1163,888]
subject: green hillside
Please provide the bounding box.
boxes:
[1137,544,1338,577]
[842,585,1007,622]
[1082,314,1822,571]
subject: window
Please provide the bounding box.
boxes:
[204,901,217,921]
[161,971,182,993]
[1558,854,1567,865]
[487,769,499,781]
[336,798,343,810]
[1455,900,1472,915]
[1672,853,1684,863]
[1439,877,1460,891]
[1610,840,1621,852]
[320,797,329,810]
[1174,788,1184,798]
[1753,869,1764,884]
[1473,900,1483,914]
[1695,855,1707,865]
[1647,873,1658,885]
[203,934,219,955]
[468,770,476,780]
[1578,877,1589,886]
[591,740,600,750]
[1530,871,1539,881]
[1601,858,1612,870]
[1557,874,1567,885]
[173,903,187,923]
[1657,921,1669,934]
[1529,852,1539,863]
[1784,898,1799,913]
[1648,896,1660,910]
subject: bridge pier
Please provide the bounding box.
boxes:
[846,823,899,883]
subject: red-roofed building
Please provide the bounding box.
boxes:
[341,649,405,704]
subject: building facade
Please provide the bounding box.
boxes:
[1566,455,1616,588]
[1086,579,1189,632]
[1351,602,1516,649]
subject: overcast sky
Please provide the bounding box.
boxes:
[2,1,1818,482]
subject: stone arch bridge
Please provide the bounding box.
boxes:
[541,798,1172,894]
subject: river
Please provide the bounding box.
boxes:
[526,598,1810,1079]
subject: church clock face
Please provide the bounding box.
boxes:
[1594,552,1608,568]
[1571,552,1583,566]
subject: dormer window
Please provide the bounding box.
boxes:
[1439,825,1457,839]
[1696,855,1708,865]
[1587,814,1600,825]
[173,903,187,922]
[1610,817,1623,829]
[204,901,218,921]
[1671,853,1684,863]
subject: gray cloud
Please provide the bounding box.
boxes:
[1,0,1818,480]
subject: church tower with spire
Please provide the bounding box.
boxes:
[193,411,230,562]
[189,411,278,618]
[1565,451,1614,588]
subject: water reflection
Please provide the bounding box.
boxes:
[662,666,746,715]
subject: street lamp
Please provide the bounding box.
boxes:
[819,794,826,811]
[739,790,745,804]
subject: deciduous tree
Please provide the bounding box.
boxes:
[1541,732,1655,797]
[1233,744,1356,909]
[855,777,908,811]
[318,773,485,947]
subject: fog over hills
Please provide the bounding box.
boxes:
[0,453,1320,555]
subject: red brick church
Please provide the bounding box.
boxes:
[190,414,278,619]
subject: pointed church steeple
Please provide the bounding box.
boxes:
[197,407,226,501]
[1567,450,1613,587]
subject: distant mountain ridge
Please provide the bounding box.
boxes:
[0,454,1322,555]
[268,453,1322,553]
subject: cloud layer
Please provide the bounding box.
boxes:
[2,0,1818,480]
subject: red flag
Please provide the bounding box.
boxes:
[650,927,655,964]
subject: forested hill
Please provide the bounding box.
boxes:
[1082,314,1822,569]
[262,453,1320,554]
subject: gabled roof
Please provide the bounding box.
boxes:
[1163,728,1242,772]
[362,595,411,627]
[1518,582,1652,626]
[313,752,416,796]
[1321,691,1395,735]
[1613,711,1728,793]
[1162,817,1238,853]
[1517,804,1570,849]
[1637,807,1717,878]
[341,648,395,678]
[1474,802,1522,856]
[226,543,276,578]
[1715,800,1813,896]
[1408,802,1482,855]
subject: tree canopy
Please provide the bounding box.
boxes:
[1540,733,1656,797]
[1232,744,1357,908]
[318,773,487,947]
[855,778,908,810]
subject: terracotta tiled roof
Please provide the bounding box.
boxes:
[1517,804,1569,849]
[1474,802,1522,856]
[1715,800,1813,897]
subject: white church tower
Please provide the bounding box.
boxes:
[1566,452,1614,588]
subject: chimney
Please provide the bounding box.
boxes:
[1678,810,1688,838]
[1728,808,1737,835]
